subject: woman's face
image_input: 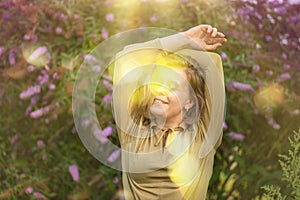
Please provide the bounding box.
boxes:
[149,67,193,125]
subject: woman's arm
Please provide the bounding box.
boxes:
[112,24,227,84]
[122,24,227,53]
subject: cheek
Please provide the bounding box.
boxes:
[168,95,183,110]
[173,89,191,105]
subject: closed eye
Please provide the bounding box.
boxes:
[167,81,179,91]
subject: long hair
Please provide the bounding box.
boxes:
[128,50,210,141]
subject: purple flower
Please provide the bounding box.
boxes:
[288,16,298,23]
[0,46,5,56]
[30,110,43,119]
[55,27,62,34]
[281,53,287,60]
[276,73,291,82]
[226,81,254,93]
[69,164,79,182]
[28,46,48,62]
[33,192,46,199]
[93,125,109,144]
[105,13,114,22]
[52,72,58,79]
[254,13,262,20]
[48,83,56,90]
[25,105,32,116]
[228,132,245,141]
[265,35,272,41]
[273,124,281,130]
[103,74,112,81]
[280,38,288,45]
[24,34,38,42]
[283,64,291,70]
[102,27,109,40]
[38,74,49,85]
[24,34,31,41]
[113,177,119,183]
[45,25,52,33]
[30,105,53,119]
[84,54,99,65]
[222,122,228,130]
[237,8,251,16]
[31,34,38,42]
[93,65,101,72]
[103,126,113,137]
[102,80,113,91]
[252,64,260,72]
[25,187,33,194]
[2,12,10,20]
[81,116,92,127]
[274,7,286,14]
[220,52,227,60]
[288,0,300,4]
[27,65,35,72]
[58,13,68,20]
[266,70,273,76]
[8,48,17,65]
[107,149,121,163]
[20,85,41,99]
[266,116,281,130]
[268,0,281,6]
[102,93,112,104]
[11,134,18,145]
[30,95,39,106]
[37,140,45,148]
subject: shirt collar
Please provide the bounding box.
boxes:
[150,120,190,133]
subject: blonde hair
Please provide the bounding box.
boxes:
[129,50,210,141]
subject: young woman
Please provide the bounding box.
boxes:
[111,25,226,199]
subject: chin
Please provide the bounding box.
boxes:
[150,104,167,118]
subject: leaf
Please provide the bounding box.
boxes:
[4,59,27,79]
[0,188,14,199]
[88,173,103,186]
[64,82,74,96]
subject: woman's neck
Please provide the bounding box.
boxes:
[154,114,183,129]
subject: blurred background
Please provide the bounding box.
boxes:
[0,0,299,199]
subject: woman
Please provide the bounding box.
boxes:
[111,25,226,199]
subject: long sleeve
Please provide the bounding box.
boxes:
[111,34,225,200]
[111,33,198,139]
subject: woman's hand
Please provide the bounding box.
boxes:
[182,25,227,51]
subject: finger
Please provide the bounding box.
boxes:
[212,28,218,37]
[213,37,227,44]
[205,43,222,51]
[216,32,225,38]
[207,25,212,33]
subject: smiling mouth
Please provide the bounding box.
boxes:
[153,98,168,104]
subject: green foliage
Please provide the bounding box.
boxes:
[0,0,299,199]
[262,129,300,200]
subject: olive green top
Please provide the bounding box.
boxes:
[111,34,225,200]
